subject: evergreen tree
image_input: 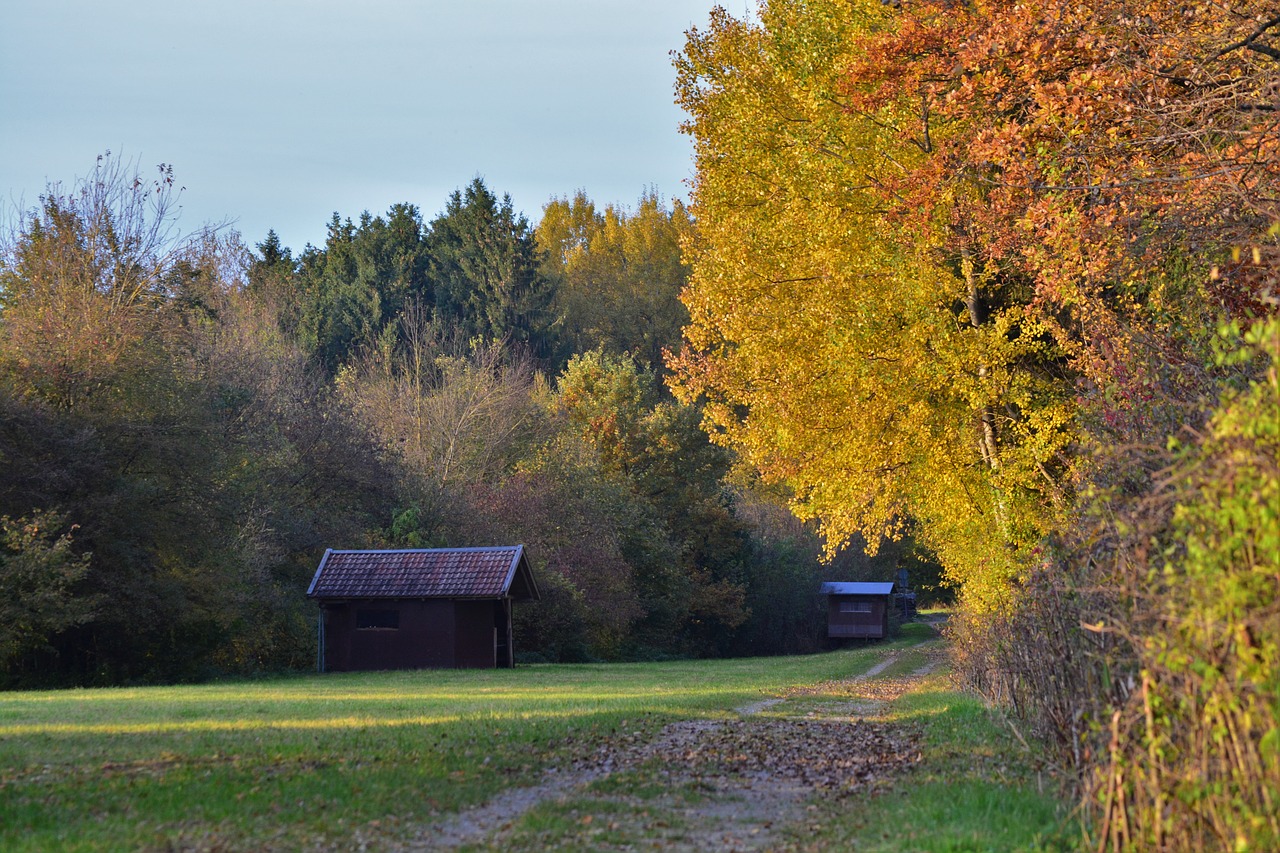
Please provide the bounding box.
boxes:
[292,205,431,372]
[427,179,556,358]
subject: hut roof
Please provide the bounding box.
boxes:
[819,581,896,596]
[307,546,539,601]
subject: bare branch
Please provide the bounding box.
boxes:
[1212,13,1280,62]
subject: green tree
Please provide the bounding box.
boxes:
[0,156,228,680]
[0,511,94,679]
[248,229,296,291]
[294,204,431,372]
[246,229,302,336]
[1,158,399,684]
[553,351,749,652]
[427,179,556,357]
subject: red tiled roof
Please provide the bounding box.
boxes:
[307,546,532,600]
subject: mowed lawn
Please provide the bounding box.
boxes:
[0,644,901,851]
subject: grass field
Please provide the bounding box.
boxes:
[0,626,1075,851]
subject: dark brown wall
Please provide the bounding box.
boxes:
[323,599,505,671]
[452,600,498,668]
[826,595,889,639]
[320,598,518,671]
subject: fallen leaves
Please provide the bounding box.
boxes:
[642,717,922,795]
[418,642,950,851]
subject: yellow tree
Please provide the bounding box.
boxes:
[538,191,693,371]
[671,1,1075,606]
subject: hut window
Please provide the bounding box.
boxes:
[356,609,399,630]
[839,601,873,613]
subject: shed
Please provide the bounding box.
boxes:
[819,581,896,640]
[307,546,540,671]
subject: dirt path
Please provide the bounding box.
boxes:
[401,641,940,851]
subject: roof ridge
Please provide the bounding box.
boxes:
[325,545,522,555]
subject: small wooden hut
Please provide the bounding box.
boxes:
[819,581,896,640]
[307,546,539,671]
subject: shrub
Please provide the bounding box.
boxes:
[954,319,1280,850]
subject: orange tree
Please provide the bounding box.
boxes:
[842,0,1278,439]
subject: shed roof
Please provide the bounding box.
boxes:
[819,581,896,596]
[307,546,539,601]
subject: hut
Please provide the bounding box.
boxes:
[819,581,896,640]
[307,546,540,671]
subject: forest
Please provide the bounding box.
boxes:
[0,160,944,688]
[1,0,1277,848]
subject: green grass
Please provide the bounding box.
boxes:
[456,624,1078,852]
[0,630,1076,851]
[798,662,1078,852]
[0,644,907,851]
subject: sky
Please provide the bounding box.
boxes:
[1,0,730,253]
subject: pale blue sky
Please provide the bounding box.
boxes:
[1,0,728,252]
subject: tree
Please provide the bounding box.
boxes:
[427,179,556,358]
[1,157,400,683]
[673,2,1278,845]
[185,276,400,672]
[839,0,1278,443]
[554,351,750,651]
[0,511,94,679]
[337,326,546,539]
[0,153,196,412]
[0,156,233,678]
[292,204,431,372]
[539,191,692,370]
[672,2,1074,607]
[248,229,296,292]
[453,467,646,661]
[246,229,302,336]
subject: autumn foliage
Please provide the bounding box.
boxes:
[674,0,1277,847]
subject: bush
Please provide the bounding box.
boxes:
[1093,320,1279,851]
[954,319,1280,851]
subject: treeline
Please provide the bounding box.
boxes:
[0,156,928,686]
[674,1,1277,849]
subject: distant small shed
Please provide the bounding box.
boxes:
[819,581,896,640]
[307,546,539,671]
